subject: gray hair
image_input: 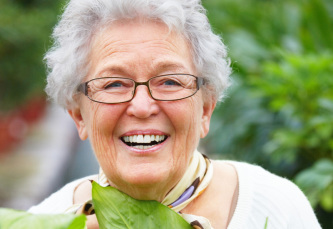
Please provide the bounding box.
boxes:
[45,0,231,108]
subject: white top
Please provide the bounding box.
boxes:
[28,161,322,229]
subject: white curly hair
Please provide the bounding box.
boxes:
[45,0,232,108]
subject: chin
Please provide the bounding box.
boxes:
[122,163,172,186]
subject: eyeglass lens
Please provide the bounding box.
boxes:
[86,74,199,104]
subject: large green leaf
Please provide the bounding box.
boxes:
[0,208,87,229]
[92,181,192,229]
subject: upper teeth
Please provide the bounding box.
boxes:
[122,135,166,144]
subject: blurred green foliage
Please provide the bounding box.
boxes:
[0,0,63,111]
[202,0,333,227]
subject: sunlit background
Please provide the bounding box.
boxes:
[0,0,332,227]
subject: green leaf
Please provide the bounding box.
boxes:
[295,159,333,209]
[264,217,268,229]
[0,208,87,229]
[92,181,192,229]
[320,183,333,211]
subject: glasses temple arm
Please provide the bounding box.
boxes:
[77,83,88,95]
[197,77,205,88]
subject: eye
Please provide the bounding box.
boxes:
[105,81,123,89]
[162,79,182,86]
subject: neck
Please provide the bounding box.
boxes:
[108,178,179,202]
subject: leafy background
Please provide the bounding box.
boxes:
[0,0,332,228]
[201,0,333,227]
[0,0,63,110]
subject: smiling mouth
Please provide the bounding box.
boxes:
[121,134,168,150]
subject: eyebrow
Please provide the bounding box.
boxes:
[96,65,130,78]
[95,61,188,78]
[150,61,188,74]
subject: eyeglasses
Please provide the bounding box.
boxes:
[77,74,205,104]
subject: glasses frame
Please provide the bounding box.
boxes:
[77,73,205,104]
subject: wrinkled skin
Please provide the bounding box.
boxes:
[69,19,215,201]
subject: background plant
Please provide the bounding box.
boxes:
[0,0,62,111]
[202,0,333,227]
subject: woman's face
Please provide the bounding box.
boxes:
[69,19,215,200]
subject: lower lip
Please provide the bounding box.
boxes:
[121,138,168,154]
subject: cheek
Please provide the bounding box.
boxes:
[87,105,124,158]
[170,98,203,150]
[182,98,203,134]
[166,100,203,178]
[89,104,121,133]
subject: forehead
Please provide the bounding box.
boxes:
[88,19,196,79]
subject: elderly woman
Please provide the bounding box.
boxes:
[29,0,321,228]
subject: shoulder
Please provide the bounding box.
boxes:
[214,160,322,229]
[227,161,308,202]
[212,160,238,190]
[28,175,97,214]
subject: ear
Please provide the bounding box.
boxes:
[200,97,216,138]
[68,106,88,140]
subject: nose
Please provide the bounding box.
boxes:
[126,85,159,118]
